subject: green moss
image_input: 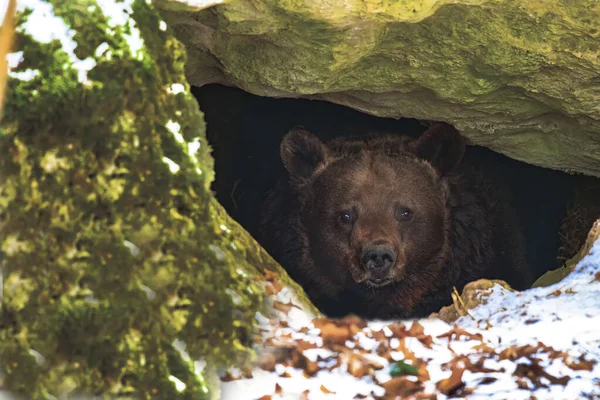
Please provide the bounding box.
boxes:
[159,0,600,176]
[0,0,287,398]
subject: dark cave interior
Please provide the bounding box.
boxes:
[192,83,599,284]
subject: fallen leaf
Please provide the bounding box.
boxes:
[436,364,466,396]
[290,348,319,376]
[263,269,285,294]
[273,300,292,314]
[390,360,419,377]
[437,326,483,342]
[296,339,319,351]
[348,353,371,378]
[514,361,570,388]
[275,383,283,395]
[408,321,425,337]
[256,396,271,400]
[315,320,352,346]
[220,371,240,382]
[547,289,562,297]
[565,354,596,371]
[387,322,407,338]
[382,377,423,397]
[471,343,496,353]
[320,384,336,394]
[465,356,504,373]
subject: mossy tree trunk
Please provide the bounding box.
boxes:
[0,1,314,398]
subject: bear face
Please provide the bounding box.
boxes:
[297,143,448,291]
[259,124,530,319]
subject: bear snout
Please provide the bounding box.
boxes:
[360,242,397,279]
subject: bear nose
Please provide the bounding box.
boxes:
[361,244,396,272]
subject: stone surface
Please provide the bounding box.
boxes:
[157,0,600,176]
[0,0,314,398]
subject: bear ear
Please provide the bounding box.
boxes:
[280,127,328,182]
[412,123,466,175]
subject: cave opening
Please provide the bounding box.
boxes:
[192,83,600,289]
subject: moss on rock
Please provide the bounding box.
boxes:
[0,0,313,398]
[158,0,600,176]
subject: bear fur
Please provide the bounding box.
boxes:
[258,123,533,319]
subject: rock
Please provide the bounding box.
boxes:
[157,0,600,177]
[534,218,600,288]
[430,279,515,324]
[0,1,315,398]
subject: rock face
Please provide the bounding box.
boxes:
[157,0,600,177]
[0,1,314,398]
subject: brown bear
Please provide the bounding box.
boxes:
[258,123,533,319]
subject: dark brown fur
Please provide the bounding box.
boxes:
[258,124,533,319]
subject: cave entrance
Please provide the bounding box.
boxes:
[192,83,600,284]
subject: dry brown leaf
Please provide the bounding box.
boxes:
[381,377,423,397]
[256,396,271,400]
[290,348,320,376]
[296,339,319,351]
[315,320,352,346]
[387,322,407,338]
[416,360,432,381]
[272,300,300,314]
[514,361,570,388]
[220,371,241,382]
[320,384,336,394]
[263,269,285,294]
[273,300,292,314]
[547,289,562,297]
[565,354,596,371]
[347,353,370,378]
[408,321,426,337]
[436,364,466,396]
[471,342,496,353]
[275,383,283,395]
[371,329,388,342]
[498,342,565,362]
[437,325,483,342]
[593,271,600,282]
[396,338,419,363]
[466,356,504,373]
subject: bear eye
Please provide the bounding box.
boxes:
[397,207,412,221]
[338,211,354,225]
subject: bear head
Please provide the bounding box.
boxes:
[280,124,466,291]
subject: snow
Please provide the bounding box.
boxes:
[221,237,600,399]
